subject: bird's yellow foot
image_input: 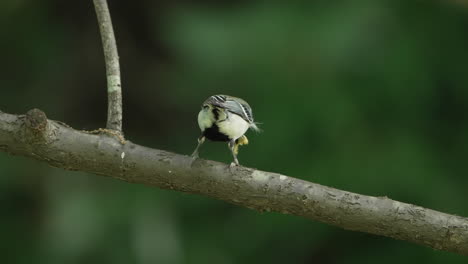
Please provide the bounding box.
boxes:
[233,135,249,155]
[237,135,249,145]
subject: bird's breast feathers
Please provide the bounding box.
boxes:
[217,113,250,140]
[198,108,249,140]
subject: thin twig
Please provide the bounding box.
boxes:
[1,109,468,256]
[93,0,123,133]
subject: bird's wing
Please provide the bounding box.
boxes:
[206,95,254,123]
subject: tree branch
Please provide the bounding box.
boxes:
[93,0,123,132]
[1,109,467,256]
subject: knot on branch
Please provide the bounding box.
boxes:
[21,108,52,144]
[25,109,48,133]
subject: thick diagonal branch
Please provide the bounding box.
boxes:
[0,109,467,256]
[93,0,123,132]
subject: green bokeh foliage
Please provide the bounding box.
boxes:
[1,0,467,263]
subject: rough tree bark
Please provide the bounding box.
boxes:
[0,109,467,256]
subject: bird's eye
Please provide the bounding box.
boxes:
[203,105,209,110]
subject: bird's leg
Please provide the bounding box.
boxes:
[228,136,249,167]
[191,136,205,159]
[228,139,240,167]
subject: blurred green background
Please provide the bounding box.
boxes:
[1,0,468,263]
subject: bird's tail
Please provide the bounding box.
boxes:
[250,122,262,133]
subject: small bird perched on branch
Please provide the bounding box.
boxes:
[191,95,260,167]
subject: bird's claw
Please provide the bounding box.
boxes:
[189,153,199,167]
[227,162,238,174]
[191,148,199,159]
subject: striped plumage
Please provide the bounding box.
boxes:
[191,95,260,166]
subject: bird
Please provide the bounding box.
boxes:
[191,95,260,167]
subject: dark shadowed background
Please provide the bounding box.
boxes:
[1,0,468,263]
